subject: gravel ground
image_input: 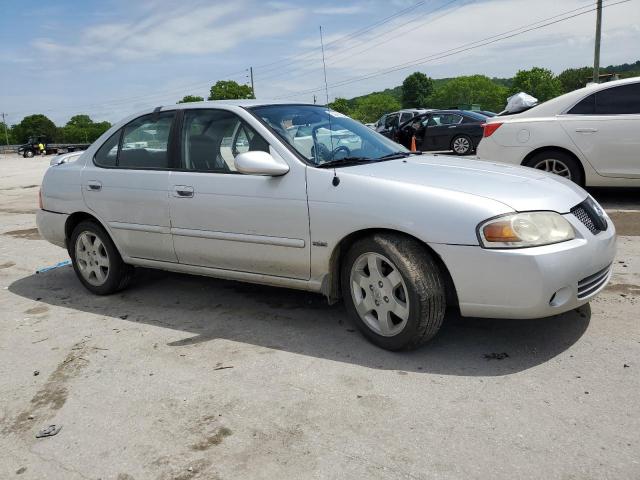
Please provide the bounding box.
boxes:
[0,153,639,480]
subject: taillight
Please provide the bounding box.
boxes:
[38,188,43,209]
[482,122,503,138]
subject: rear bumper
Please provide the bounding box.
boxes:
[476,137,530,165]
[431,213,617,319]
[36,209,68,249]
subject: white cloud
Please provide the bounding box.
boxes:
[33,1,304,62]
[313,6,364,15]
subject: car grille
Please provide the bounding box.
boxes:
[577,264,611,299]
[570,199,607,234]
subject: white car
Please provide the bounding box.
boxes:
[37,101,615,350]
[477,77,640,186]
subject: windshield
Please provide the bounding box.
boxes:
[250,104,408,166]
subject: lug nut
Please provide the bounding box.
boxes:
[375,300,380,306]
[384,296,389,303]
[378,281,383,288]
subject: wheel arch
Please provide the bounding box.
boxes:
[521,146,585,179]
[64,211,123,257]
[323,228,459,311]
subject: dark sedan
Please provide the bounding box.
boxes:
[395,110,488,155]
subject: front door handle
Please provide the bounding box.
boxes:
[575,128,598,133]
[173,185,194,198]
[448,126,457,129]
[86,180,102,191]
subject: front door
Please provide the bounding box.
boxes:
[81,111,177,262]
[168,108,310,280]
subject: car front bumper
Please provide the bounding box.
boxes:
[36,209,69,249]
[430,213,616,319]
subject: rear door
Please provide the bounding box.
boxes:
[81,111,177,262]
[560,82,640,178]
[168,108,310,279]
[423,113,463,150]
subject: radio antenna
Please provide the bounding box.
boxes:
[319,26,329,106]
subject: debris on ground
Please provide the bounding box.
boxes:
[484,352,509,360]
[35,424,62,438]
[119,314,129,320]
[33,370,39,376]
[35,260,71,274]
[624,364,630,368]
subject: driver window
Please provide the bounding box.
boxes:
[181,109,269,172]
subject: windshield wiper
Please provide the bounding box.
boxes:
[316,157,372,168]
[377,151,423,160]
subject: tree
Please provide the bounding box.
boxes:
[60,115,111,143]
[208,81,254,101]
[401,72,434,108]
[510,67,562,102]
[0,122,15,145]
[328,97,352,115]
[178,95,204,104]
[11,114,58,144]
[557,67,593,93]
[351,93,401,123]
[429,75,509,112]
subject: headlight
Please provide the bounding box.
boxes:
[478,212,575,248]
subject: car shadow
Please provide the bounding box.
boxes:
[9,266,591,377]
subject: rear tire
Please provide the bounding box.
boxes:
[451,135,473,155]
[524,150,584,186]
[341,233,446,351]
[69,220,133,295]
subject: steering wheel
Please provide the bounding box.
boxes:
[330,145,351,160]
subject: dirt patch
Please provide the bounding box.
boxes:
[606,283,640,296]
[0,261,15,269]
[156,458,215,480]
[191,426,232,451]
[608,211,640,236]
[3,227,41,240]
[0,208,37,215]
[24,305,49,315]
[3,340,92,434]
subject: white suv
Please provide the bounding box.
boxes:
[477,77,640,187]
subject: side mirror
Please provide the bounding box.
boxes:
[234,151,289,176]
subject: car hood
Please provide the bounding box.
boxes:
[347,155,588,212]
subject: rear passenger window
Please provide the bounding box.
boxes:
[568,94,595,114]
[94,130,120,167]
[595,83,640,114]
[118,112,175,169]
[181,109,269,173]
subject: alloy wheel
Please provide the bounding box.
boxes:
[532,158,572,179]
[452,137,471,154]
[75,231,110,286]
[349,252,410,337]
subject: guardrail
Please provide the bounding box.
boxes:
[0,145,20,154]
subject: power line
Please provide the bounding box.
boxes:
[273,0,631,100]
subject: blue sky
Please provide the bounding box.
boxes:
[1,0,639,125]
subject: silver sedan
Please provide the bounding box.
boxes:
[37,101,616,350]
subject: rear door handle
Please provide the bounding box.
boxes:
[575,128,598,133]
[173,185,194,198]
[448,126,457,129]
[86,180,102,191]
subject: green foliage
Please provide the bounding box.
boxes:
[208,81,254,101]
[557,67,593,93]
[178,95,204,104]
[60,115,111,143]
[510,67,562,102]
[0,122,15,145]
[350,93,401,123]
[328,98,352,115]
[12,114,58,144]
[429,75,509,112]
[401,72,434,108]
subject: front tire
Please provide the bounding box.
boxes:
[24,150,35,158]
[341,234,446,351]
[69,220,133,295]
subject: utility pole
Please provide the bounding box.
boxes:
[1,113,9,146]
[593,0,603,84]
[249,66,255,98]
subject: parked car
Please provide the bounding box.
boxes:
[395,110,488,155]
[477,77,640,186]
[375,109,431,138]
[37,101,616,351]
